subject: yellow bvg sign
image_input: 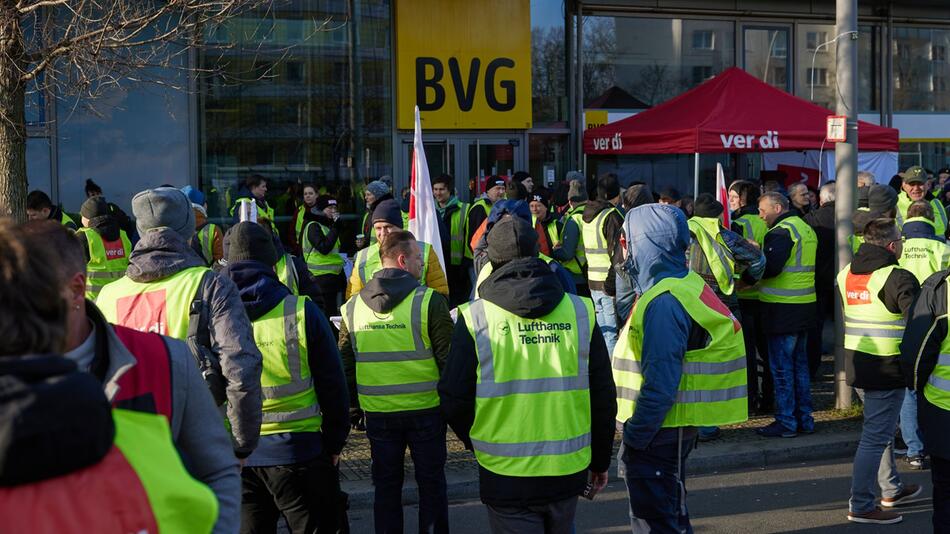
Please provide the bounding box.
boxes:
[395,0,532,130]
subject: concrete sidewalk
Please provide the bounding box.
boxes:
[343,426,862,507]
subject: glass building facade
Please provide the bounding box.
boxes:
[24,1,950,218]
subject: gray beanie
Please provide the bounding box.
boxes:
[366,180,391,199]
[868,184,898,214]
[487,216,539,267]
[567,179,588,203]
[225,222,278,266]
[132,187,196,239]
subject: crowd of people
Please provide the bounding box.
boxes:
[6,163,950,533]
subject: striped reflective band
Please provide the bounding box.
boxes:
[587,266,610,273]
[357,248,369,283]
[470,433,591,458]
[614,357,745,375]
[694,224,735,282]
[307,263,341,273]
[779,220,807,269]
[357,381,439,396]
[261,297,320,409]
[844,316,906,327]
[784,266,816,273]
[936,354,950,366]
[87,271,124,279]
[588,210,610,254]
[262,403,321,423]
[938,202,949,228]
[470,295,591,399]
[759,286,815,297]
[735,218,753,237]
[843,327,904,338]
[617,384,747,403]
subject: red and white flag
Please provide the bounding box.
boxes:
[716,163,731,228]
[408,106,446,275]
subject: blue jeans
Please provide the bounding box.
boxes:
[900,388,925,457]
[366,413,449,534]
[767,332,814,433]
[591,289,618,356]
[621,438,695,534]
[850,388,905,513]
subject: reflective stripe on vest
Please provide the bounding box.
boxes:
[897,193,948,237]
[96,267,209,340]
[583,207,618,283]
[464,199,492,260]
[758,216,817,304]
[196,223,215,265]
[357,242,430,285]
[559,205,587,275]
[112,409,219,533]
[462,293,594,477]
[301,221,344,276]
[343,286,439,413]
[79,227,131,300]
[733,214,767,300]
[899,235,950,285]
[836,264,906,356]
[688,217,736,295]
[275,253,300,295]
[448,202,470,265]
[254,295,322,434]
[612,271,748,427]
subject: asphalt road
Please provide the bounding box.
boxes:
[347,458,933,533]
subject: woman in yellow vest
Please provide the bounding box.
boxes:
[613,204,747,532]
[300,195,346,313]
[76,196,132,300]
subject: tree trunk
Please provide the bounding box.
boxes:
[0,6,27,223]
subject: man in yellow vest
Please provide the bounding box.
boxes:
[898,165,949,237]
[346,199,448,300]
[756,192,818,438]
[223,222,350,533]
[433,173,472,306]
[465,176,507,259]
[339,230,454,533]
[900,243,950,531]
[613,203,746,532]
[75,196,132,300]
[96,187,264,460]
[440,216,617,532]
[26,189,77,229]
[838,219,922,524]
[551,177,589,296]
[230,174,277,234]
[582,173,624,355]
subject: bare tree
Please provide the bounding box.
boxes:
[0,0,288,222]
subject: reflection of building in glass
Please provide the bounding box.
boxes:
[198,0,393,218]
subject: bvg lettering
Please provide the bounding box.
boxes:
[415,57,516,112]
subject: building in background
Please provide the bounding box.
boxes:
[24,0,950,221]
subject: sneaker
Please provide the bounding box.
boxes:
[881,484,923,508]
[847,507,903,524]
[906,456,930,470]
[755,421,797,438]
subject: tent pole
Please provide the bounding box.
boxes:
[693,152,700,196]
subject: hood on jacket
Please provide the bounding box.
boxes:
[0,355,114,486]
[622,203,690,294]
[126,227,206,283]
[478,257,565,318]
[851,242,898,275]
[223,260,288,321]
[903,219,943,242]
[582,199,616,223]
[87,215,121,241]
[359,268,420,314]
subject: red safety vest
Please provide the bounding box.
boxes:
[112,326,173,420]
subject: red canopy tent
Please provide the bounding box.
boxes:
[583,67,899,192]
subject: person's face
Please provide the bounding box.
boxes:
[251,181,267,199]
[790,187,809,208]
[903,181,926,201]
[487,184,505,203]
[86,190,101,199]
[364,190,377,206]
[522,177,534,192]
[302,187,317,206]
[728,189,743,212]
[658,198,680,207]
[758,198,783,226]
[432,183,451,204]
[26,208,50,220]
[885,232,904,259]
[529,200,547,219]
[940,172,950,185]
[400,240,424,280]
[374,221,400,244]
[324,205,339,219]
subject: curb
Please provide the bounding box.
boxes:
[344,431,861,508]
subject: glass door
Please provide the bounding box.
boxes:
[460,138,524,200]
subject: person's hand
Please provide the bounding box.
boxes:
[331,454,340,466]
[590,470,609,493]
[350,408,366,431]
[746,238,760,248]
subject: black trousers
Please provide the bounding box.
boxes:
[933,455,950,533]
[806,287,831,379]
[739,298,773,410]
[241,455,343,534]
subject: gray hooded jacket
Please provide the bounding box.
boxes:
[126,228,263,457]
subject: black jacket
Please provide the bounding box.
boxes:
[0,355,113,486]
[901,267,950,459]
[804,201,836,293]
[439,257,617,507]
[844,244,919,390]
[301,209,343,256]
[582,200,624,295]
[760,211,816,334]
